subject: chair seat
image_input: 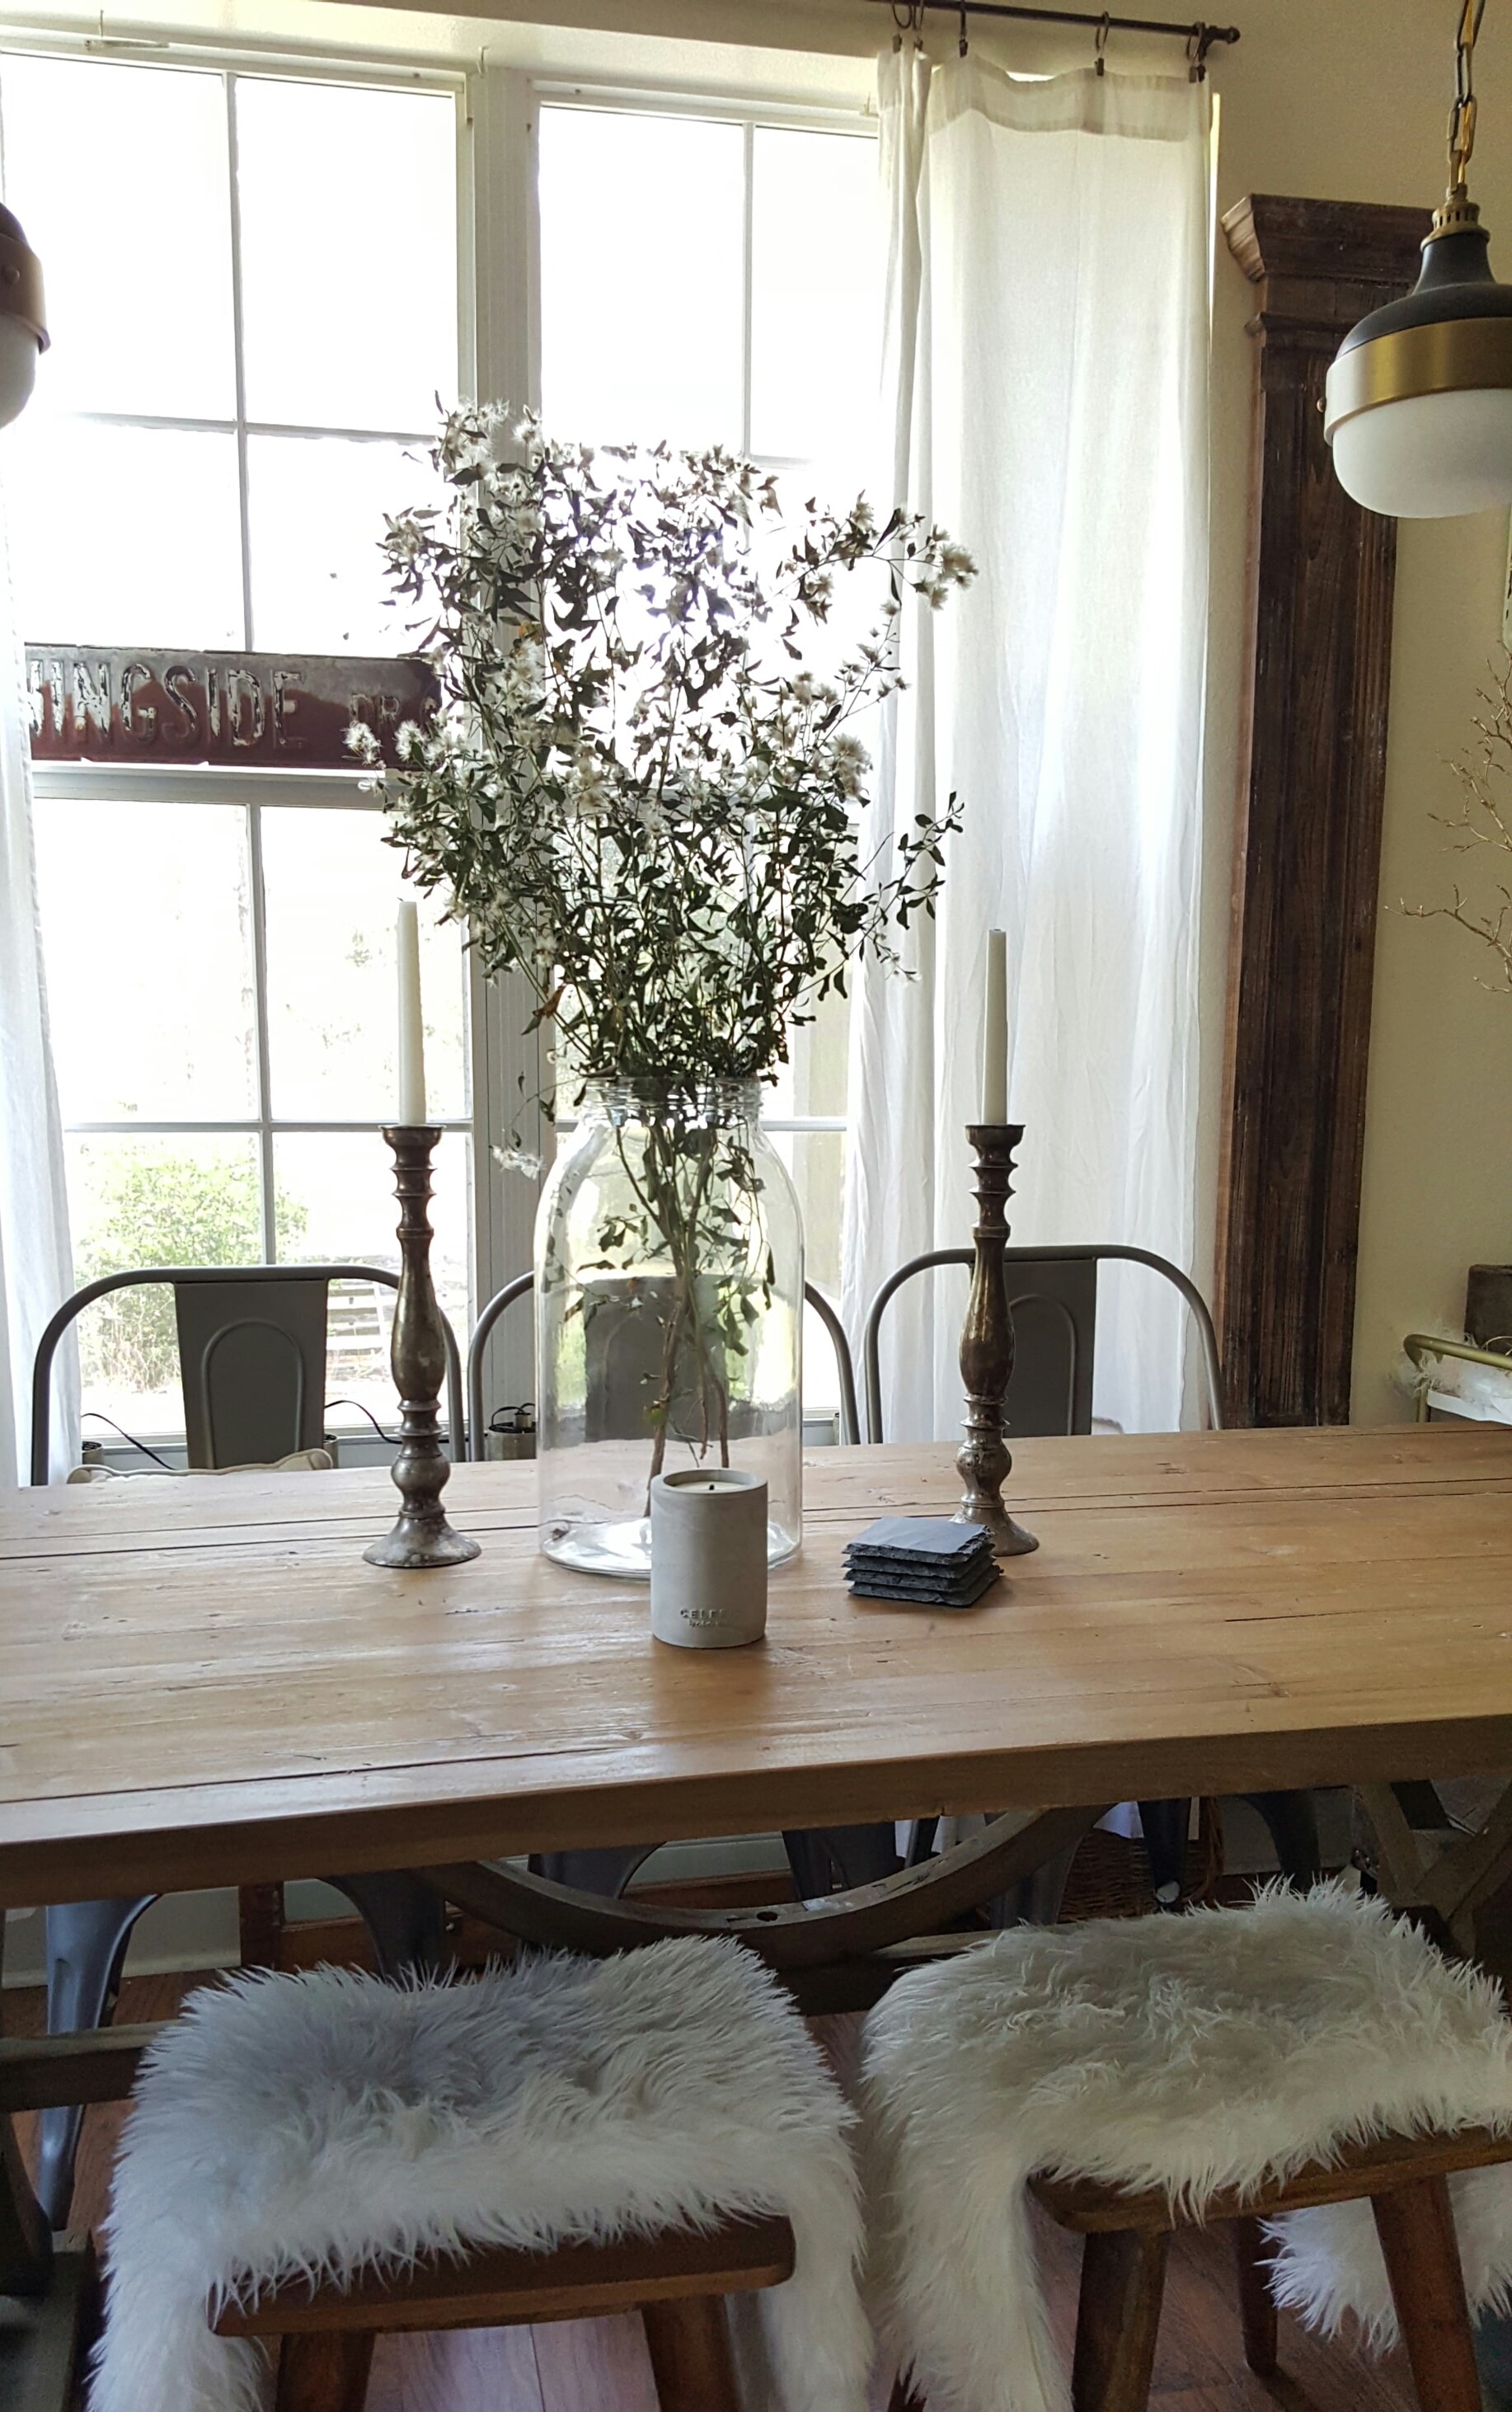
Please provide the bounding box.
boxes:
[92,1938,871,2412]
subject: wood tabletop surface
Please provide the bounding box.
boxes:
[2,1426,1512,1911]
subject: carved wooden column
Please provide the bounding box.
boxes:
[1216,195,1431,1427]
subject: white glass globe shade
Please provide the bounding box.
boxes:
[1331,384,1512,517]
[0,312,37,429]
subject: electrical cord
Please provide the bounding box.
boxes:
[80,1410,175,1473]
[324,1397,400,1446]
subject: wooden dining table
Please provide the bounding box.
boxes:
[4,1423,1512,1910]
[7,1422,1512,2401]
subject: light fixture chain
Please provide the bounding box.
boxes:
[1451,0,1488,192]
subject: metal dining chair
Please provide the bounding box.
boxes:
[861,1241,1223,1447]
[466,1271,860,1460]
[860,1243,1320,1907]
[465,1272,862,1898]
[28,1262,466,2230]
[31,1262,464,1483]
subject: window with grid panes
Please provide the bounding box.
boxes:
[2,49,471,1453]
[534,96,880,1420]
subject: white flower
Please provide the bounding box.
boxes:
[567,748,615,819]
[833,733,871,797]
[492,1143,544,1178]
[384,514,425,567]
[345,720,382,767]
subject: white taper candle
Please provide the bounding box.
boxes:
[981,926,1008,1123]
[397,899,427,1126]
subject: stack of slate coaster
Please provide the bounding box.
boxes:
[843,1516,1000,1607]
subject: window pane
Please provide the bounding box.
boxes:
[68,1131,263,1443]
[273,1130,472,1429]
[35,797,256,1121]
[235,78,457,431]
[7,419,242,646]
[769,1128,844,1300]
[766,1127,846,1419]
[247,434,436,653]
[0,55,235,420]
[539,108,743,449]
[261,806,467,1123]
[751,128,880,463]
[765,985,850,1124]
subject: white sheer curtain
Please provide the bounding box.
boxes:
[0,477,74,1485]
[844,51,1210,1441]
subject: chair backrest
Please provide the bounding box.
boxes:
[861,1244,1224,1445]
[466,1275,861,1460]
[31,1265,466,1484]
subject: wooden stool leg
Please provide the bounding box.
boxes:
[274,2330,375,2412]
[1233,2217,1279,2376]
[1071,2226,1169,2412]
[642,2296,744,2412]
[1372,2175,1482,2412]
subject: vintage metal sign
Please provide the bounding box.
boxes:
[26,648,437,769]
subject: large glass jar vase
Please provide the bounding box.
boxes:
[535,1079,803,1576]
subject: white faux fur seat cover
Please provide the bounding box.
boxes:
[861,1883,1512,2412]
[92,1937,871,2412]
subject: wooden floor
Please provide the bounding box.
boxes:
[9,1963,1426,2412]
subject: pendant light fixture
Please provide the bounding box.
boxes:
[1326,1,1512,518]
[0,203,46,428]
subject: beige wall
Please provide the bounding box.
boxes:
[1207,3,1512,1422]
[28,0,1508,1422]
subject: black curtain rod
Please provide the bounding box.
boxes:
[880,2,1240,67]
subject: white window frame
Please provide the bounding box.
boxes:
[13,40,878,1423]
[8,40,492,1416]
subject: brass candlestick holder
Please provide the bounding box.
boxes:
[364,1126,480,1571]
[956,1123,1038,1557]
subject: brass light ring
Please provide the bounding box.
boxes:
[1324,314,1512,439]
[0,230,47,351]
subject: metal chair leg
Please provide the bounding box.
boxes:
[38,1894,154,2228]
[326,1874,448,1977]
[782,1824,900,1897]
[1243,1790,1322,1887]
[1137,1801,1189,1906]
[528,1846,652,1897]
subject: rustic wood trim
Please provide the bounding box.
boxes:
[1217,195,1432,1427]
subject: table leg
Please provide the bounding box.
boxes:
[1359,1780,1512,1977]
